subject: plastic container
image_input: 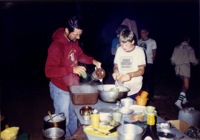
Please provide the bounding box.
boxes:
[69,85,99,105]
[178,107,200,127]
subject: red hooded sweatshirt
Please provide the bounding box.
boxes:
[45,28,94,91]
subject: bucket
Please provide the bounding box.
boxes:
[43,113,66,133]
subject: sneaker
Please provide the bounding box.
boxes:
[175,100,183,109]
[182,98,188,104]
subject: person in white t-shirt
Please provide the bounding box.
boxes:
[112,29,146,99]
[138,28,157,101]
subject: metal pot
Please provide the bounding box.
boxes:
[117,124,143,140]
[97,84,130,103]
[43,127,65,140]
[43,113,66,133]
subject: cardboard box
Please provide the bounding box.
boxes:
[167,120,191,133]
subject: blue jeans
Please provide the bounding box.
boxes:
[49,82,77,137]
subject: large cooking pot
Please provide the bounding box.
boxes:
[43,113,66,133]
[97,84,130,103]
[117,124,143,140]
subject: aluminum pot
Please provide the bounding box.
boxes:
[43,127,65,140]
[97,84,130,103]
[43,113,66,133]
[117,124,143,140]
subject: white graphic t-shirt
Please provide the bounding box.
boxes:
[138,38,157,64]
[114,46,146,96]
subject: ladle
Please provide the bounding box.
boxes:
[48,111,54,122]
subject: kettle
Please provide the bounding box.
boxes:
[178,107,200,127]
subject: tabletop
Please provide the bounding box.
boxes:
[73,99,191,140]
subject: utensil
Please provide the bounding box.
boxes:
[109,124,121,133]
[48,111,54,122]
[93,128,110,135]
[115,80,119,87]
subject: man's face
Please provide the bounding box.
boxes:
[140,29,148,39]
[120,41,134,52]
[68,28,82,42]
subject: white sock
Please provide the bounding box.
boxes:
[175,100,183,109]
[180,92,188,104]
[180,92,186,96]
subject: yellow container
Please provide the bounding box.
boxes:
[141,91,148,98]
[91,114,100,129]
[136,97,148,106]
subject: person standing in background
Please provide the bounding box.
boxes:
[112,29,146,99]
[111,25,129,56]
[171,36,199,109]
[138,28,157,101]
[45,16,101,137]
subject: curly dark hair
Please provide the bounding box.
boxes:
[66,16,84,32]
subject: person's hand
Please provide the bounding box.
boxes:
[73,66,86,76]
[117,74,131,82]
[112,73,119,80]
[93,60,101,68]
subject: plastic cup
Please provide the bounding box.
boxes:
[146,106,155,114]
[136,98,148,106]
[141,91,148,98]
[91,114,100,128]
[112,112,122,122]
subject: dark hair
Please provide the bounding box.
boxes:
[116,25,129,34]
[119,29,134,43]
[66,16,83,32]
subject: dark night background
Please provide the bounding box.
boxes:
[0,0,199,78]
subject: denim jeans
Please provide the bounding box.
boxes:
[49,82,77,137]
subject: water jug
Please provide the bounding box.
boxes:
[91,67,106,81]
[178,107,200,127]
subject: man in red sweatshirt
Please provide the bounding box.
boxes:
[45,16,101,137]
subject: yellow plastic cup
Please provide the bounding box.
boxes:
[141,91,148,98]
[136,98,148,106]
[90,114,100,128]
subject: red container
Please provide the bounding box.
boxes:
[69,85,99,105]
